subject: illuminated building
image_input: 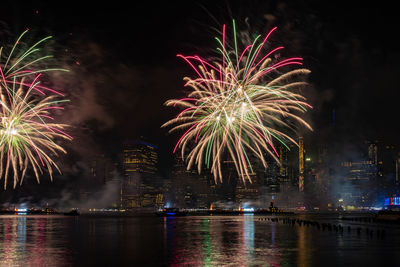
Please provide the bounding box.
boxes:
[279,144,300,186]
[274,143,301,209]
[169,154,217,208]
[397,157,400,186]
[368,143,378,165]
[121,139,161,209]
[231,151,266,206]
[340,157,377,207]
[366,141,400,199]
[279,146,287,177]
[263,159,280,194]
[299,136,304,192]
[235,177,259,206]
[256,155,280,208]
[377,143,400,189]
[123,139,158,174]
[384,196,400,210]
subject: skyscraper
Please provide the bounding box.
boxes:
[123,139,158,174]
[121,139,161,209]
[169,154,217,208]
[299,136,304,192]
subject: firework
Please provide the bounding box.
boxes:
[0,30,72,189]
[162,21,312,184]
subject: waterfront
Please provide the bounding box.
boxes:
[1,213,399,266]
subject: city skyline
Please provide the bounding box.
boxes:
[2,2,400,267]
[0,0,399,204]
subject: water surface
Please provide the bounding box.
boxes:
[1,213,399,266]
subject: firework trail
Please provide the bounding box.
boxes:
[0,30,72,189]
[162,21,312,184]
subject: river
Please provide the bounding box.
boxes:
[0,213,399,266]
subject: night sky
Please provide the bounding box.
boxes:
[1,0,399,201]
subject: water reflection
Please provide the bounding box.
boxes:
[297,223,307,267]
[0,215,71,266]
[1,214,399,266]
[242,214,255,265]
[201,218,213,266]
[163,215,284,266]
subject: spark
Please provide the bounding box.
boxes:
[162,21,312,184]
[0,30,71,189]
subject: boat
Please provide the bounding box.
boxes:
[155,208,188,216]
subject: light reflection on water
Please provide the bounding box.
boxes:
[0,215,72,267]
[162,214,400,266]
[164,215,287,266]
[1,214,400,266]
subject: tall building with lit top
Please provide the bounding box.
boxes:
[299,136,304,192]
[124,140,158,174]
[121,139,162,209]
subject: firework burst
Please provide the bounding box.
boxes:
[162,21,312,184]
[0,30,72,189]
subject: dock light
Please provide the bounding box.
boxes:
[243,208,254,212]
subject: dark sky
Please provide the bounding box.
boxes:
[2,0,399,141]
[1,0,399,199]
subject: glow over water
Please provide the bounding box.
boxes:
[0,214,399,266]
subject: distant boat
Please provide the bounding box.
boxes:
[63,209,80,216]
[155,208,188,216]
